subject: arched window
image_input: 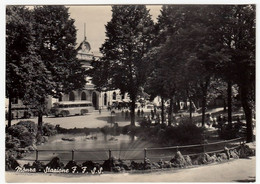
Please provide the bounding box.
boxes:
[121,94,124,100]
[69,92,75,101]
[104,93,107,106]
[81,92,87,100]
[113,92,116,100]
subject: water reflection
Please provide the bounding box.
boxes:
[22,133,164,163]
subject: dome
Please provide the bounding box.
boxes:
[77,38,91,53]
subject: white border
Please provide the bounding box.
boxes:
[1,1,258,184]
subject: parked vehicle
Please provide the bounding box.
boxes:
[51,101,94,117]
[6,105,38,120]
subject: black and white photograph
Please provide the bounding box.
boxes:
[2,1,257,183]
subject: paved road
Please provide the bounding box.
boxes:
[6,107,227,129]
[5,156,256,182]
[5,109,151,129]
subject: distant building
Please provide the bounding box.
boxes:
[57,36,130,110]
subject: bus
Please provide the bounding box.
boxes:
[51,101,94,117]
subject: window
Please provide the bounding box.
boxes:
[113,92,116,100]
[69,92,75,101]
[81,92,87,100]
[104,93,107,106]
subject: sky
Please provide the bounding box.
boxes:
[68,5,162,55]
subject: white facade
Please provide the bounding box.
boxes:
[57,37,130,110]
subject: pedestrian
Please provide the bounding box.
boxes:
[212,115,217,127]
[99,107,102,114]
[125,110,129,120]
[141,109,144,117]
[207,113,213,127]
[151,110,154,119]
[137,109,140,117]
[218,114,224,128]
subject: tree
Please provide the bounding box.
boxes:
[91,5,154,126]
[6,6,38,127]
[221,5,255,142]
[208,5,255,142]
[30,5,86,128]
[148,5,222,126]
[6,6,86,129]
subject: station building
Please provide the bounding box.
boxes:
[56,36,130,110]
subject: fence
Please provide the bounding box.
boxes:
[15,137,245,164]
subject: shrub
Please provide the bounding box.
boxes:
[138,119,151,128]
[100,125,110,135]
[5,156,20,171]
[36,132,44,145]
[218,124,240,140]
[42,123,57,136]
[18,132,34,148]
[7,125,29,138]
[6,135,21,149]
[46,157,64,169]
[156,123,204,146]
[16,121,37,135]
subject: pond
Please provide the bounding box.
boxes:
[21,132,179,164]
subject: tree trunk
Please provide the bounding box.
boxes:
[201,79,209,127]
[161,97,164,124]
[189,97,193,122]
[240,86,253,143]
[227,80,232,125]
[173,100,178,113]
[130,99,136,127]
[168,97,173,126]
[223,99,227,112]
[8,96,12,127]
[201,95,206,127]
[38,110,43,133]
[201,85,207,127]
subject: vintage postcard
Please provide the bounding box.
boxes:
[4,2,256,183]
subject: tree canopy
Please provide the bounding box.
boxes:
[6,5,86,127]
[90,5,155,126]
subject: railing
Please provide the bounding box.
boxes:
[15,137,245,164]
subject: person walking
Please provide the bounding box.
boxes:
[137,109,140,117]
[141,109,144,117]
[125,110,129,120]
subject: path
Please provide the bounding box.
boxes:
[5,156,256,182]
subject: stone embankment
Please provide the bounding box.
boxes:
[6,143,255,173]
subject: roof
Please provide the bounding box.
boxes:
[76,39,91,53]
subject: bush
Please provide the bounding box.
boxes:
[42,123,57,136]
[138,119,151,128]
[18,132,34,148]
[157,123,204,146]
[100,126,110,135]
[121,125,141,136]
[16,121,37,135]
[46,157,64,169]
[5,134,21,149]
[5,156,20,171]
[7,125,29,138]
[218,124,240,140]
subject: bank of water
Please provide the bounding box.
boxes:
[20,133,177,164]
